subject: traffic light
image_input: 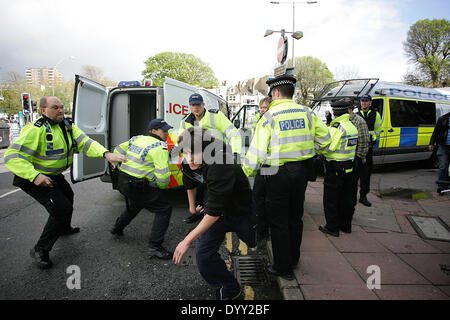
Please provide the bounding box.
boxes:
[21,93,31,113]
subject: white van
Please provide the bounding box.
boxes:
[312,78,450,165]
[70,75,229,187]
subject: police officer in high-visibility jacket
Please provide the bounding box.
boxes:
[318,100,359,237]
[243,74,331,280]
[356,94,382,207]
[180,93,242,224]
[4,96,127,269]
[110,118,173,260]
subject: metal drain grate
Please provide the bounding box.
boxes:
[233,255,268,285]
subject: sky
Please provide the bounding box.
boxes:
[0,0,449,85]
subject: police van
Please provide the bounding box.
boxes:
[70,75,228,187]
[312,78,450,165]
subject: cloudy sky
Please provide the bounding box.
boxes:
[0,0,449,85]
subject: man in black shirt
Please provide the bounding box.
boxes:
[173,127,256,300]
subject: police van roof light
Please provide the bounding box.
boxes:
[118,81,141,87]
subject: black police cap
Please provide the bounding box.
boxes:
[331,100,351,110]
[266,75,296,96]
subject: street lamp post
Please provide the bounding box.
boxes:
[270,1,317,67]
[52,56,75,95]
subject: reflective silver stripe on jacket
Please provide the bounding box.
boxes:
[6,153,67,173]
[209,111,215,129]
[247,145,267,159]
[120,164,170,183]
[267,148,315,160]
[9,144,72,161]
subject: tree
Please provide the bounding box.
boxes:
[291,56,335,105]
[142,52,219,88]
[80,65,117,87]
[403,19,450,87]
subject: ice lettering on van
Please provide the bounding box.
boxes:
[279,119,305,131]
[129,144,143,154]
[167,103,189,116]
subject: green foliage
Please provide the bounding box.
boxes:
[291,56,335,106]
[0,80,75,116]
[403,19,449,87]
[142,52,219,88]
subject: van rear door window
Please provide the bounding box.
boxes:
[389,99,436,127]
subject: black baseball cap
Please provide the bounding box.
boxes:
[149,118,173,131]
[189,93,204,105]
[360,94,372,101]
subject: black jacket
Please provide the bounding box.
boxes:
[182,152,252,217]
[430,112,450,146]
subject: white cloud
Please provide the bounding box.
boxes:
[0,0,421,85]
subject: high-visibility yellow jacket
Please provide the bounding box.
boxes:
[114,134,170,189]
[243,99,331,177]
[4,116,107,182]
[320,113,358,162]
[251,112,261,137]
[180,108,242,154]
[357,109,382,143]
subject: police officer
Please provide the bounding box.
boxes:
[180,93,242,224]
[243,73,331,279]
[357,94,382,207]
[252,96,271,244]
[318,100,359,237]
[4,96,127,269]
[111,119,173,260]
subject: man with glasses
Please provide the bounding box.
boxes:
[4,96,127,269]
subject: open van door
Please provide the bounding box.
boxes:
[71,75,109,183]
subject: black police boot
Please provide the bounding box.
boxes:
[266,264,295,281]
[359,196,372,207]
[319,225,339,237]
[30,247,53,269]
[61,226,80,236]
[148,246,173,260]
[110,226,124,236]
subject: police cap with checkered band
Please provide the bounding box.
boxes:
[266,74,297,97]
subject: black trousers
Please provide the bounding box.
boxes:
[253,172,269,238]
[15,174,74,252]
[323,161,355,232]
[115,173,172,247]
[264,162,308,274]
[358,147,373,198]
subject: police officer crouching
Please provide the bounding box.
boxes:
[319,100,358,237]
[111,119,173,260]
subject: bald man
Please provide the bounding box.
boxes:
[4,96,126,269]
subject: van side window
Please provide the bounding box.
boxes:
[389,99,436,127]
[371,99,384,119]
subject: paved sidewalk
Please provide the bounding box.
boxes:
[269,167,450,300]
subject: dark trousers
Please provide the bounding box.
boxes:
[253,172,269,238]
[323,161,355,232]
[15,174,74,252]
[265,162,308,274]
[352,156,363,207]
[437,144,450,189]
[358,147,373,198]
[196,214,256,295]
[115,173,172,247]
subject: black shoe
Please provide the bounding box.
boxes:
[319,225,339,237]
[184,214,203,224]
[30,248,53,269]
[110,226,124,236]
[266,264,295,281]
[149,246,173,260]
[215,287,242,300]
[340,227,352,234]
[359,196,372,207]
[61,226,80,236]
